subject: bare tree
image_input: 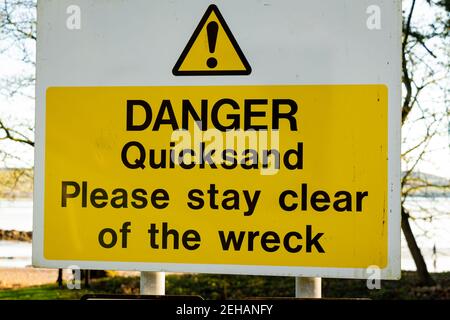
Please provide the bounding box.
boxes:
[0,0,35,164]
[401,0,449,285]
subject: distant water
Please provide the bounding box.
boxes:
[0,200,33,267]
[402,197,450,273]
[0,198,449,271]
[0,199,32,231]
[0,240,31,268]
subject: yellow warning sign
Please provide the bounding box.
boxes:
[172,5,251,76]
[44,84,388,268]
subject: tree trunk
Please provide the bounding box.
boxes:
[84,270,91,289]
[56,269,63,288]
[401,206,435,286]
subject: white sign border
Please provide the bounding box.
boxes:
[33,0,402,280]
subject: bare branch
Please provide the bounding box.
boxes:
[0,118,34,146]
[402,0,417,124]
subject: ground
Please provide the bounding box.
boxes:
[0,269,449,300]
[0,268,138,289]
[0,268,61,289]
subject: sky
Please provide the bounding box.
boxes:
[400,0,450,178]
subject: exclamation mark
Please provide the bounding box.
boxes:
[206,21,218,68]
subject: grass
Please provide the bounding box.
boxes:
[0,271,449,300]
[0,276,138,300]
[0,284,91,300]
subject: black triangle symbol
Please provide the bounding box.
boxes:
[172,5,252,76]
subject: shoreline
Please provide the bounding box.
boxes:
[0,267,63,289]
[0,230,32,242]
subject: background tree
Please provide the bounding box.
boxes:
[0,0,34,171]
[401,0,449,285]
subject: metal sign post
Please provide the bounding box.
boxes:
[296,277,322,298]
[140,271,165,295]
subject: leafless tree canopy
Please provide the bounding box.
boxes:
[0,0,35,152]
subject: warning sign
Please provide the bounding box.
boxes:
[172,5,251,76]
[44,84,387,268]
[34,0,401,280]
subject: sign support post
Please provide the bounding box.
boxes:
[295,277,321,298]
[140,271,165,295]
